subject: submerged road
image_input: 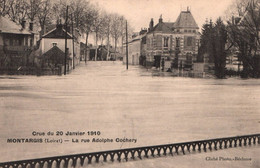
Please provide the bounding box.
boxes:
[0,61,259,167]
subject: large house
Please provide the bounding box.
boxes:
[0,16,35,67]
[146,9,200,70]
[124,8,200,71]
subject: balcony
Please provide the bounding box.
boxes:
[5,45,30,51]
[0,45,31,55]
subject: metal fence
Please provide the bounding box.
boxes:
[0,133,259,168]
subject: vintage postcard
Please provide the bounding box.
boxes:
[0,0,259,167]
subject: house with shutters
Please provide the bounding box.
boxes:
[145,8,200,70]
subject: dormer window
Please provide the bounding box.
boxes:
[52,42,57,47]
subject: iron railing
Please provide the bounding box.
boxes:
[0,133,259,168]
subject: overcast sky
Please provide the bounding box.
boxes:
[91,0,234,32]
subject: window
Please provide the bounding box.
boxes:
[10,38,13,46]
[176,37,180,47]
[193,30,196,33]
[30,38,33,47]
[25,36,28,46]
[52,42,57,47]
[19,39,23,46]
[184,30,187,33]
[187,37,192,46]
[163,37,169,48]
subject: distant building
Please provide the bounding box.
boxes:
[89,45,107,61]
[89,45,119,61]
[123,29,147,65]
[0,16,35,67]
[80,42,90,61]
[109,47,120,61]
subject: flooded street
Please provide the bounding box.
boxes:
[0,61,260,162]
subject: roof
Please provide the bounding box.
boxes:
[150,22,175,33]
[41,46,71,60]
[0,16,32,35]
[174,11,199,29]
[42,26,73,39]
[165,22,175,29]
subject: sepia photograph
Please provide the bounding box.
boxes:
[0,0,260,167]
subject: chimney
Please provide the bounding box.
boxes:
[56,23,63,30]
[29,22,33,31]
[159,15,163,23]
[21,20,26,29]
[149,18,154,31]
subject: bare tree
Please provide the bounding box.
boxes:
[227,0,260,77]
[110,13,124,60]
[92,6,104,61]
[37,0,52,36]
[81,5,96,62]
[0,0,10,16]
[7,0,28,24]
[52,0,67,22]
[27,0,41,22]
[69,0,88,29]
[101,13,112,60]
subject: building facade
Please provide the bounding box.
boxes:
[145,9,200,70]
[123,29,147,65]
[0,16,35,67]
[123,36,141,65]
[40,24,80,68]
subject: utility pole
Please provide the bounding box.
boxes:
[85,35,87,64]
[71,13,75,69]
[126,20,128,70]
[64,5,69,75]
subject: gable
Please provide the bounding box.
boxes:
[42,28,73,39]
[150,22,174,34]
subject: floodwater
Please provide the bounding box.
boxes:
[0,61,259,163]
